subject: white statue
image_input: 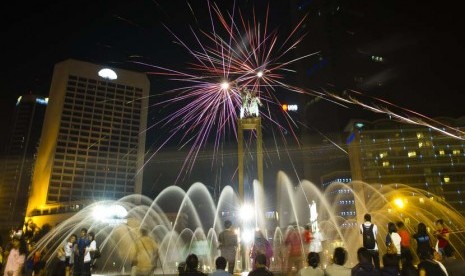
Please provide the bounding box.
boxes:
[310,200,318,232]
[240,88,262,118]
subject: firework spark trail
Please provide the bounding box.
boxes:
[348,89,465,137]
[136,1,325,177]
[328,91,465,140]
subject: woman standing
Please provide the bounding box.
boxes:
[83,232,97,276]
[386,222,402,257]
[250,230,273,270]
[3,237,27,276]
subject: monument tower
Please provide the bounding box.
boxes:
[237,88,263,200]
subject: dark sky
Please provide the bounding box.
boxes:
[1,0,464,146]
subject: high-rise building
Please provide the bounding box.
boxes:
[346,118,465,215]
[0,95,47,233]
[26,59,149,226]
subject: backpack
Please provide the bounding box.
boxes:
[91,245,101,259]
[363,224,376,249]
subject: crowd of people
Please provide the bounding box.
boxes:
[0,226,159,276]
[0,222,51,276]
[351,214,464,276]
[1,215,464,275]
[211,216,465,276]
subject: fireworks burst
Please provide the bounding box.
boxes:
[135,1,465,182]
[137,1,322,177]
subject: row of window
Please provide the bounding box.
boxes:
[63,97,141,111]
[62,105,141,118]
[62,106,141,120]
[61,124,140,136]
[61,114,140,129]
[54,154,136,164]
[51,170,134,180]
[47,192,130,203]
[59,133,138,144]
[57,137,138,147]
[68,75,143,93]
[49,180,133,189]
[53,155,137,165]
[66,85,143,98]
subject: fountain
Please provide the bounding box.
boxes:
[30,171,465,274]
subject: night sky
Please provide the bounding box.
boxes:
[1,0,464,148]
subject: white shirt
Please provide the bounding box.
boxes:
[389,232,402,255]
[64,241,74,257]
[84,240,96,263]
[298,266,325,276]
[360,222,378,251]
[324,264,351,276]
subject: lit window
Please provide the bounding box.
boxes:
[418,142,423,148]
[444,176,450,183]
[408,151,417,157]
[379,152,388,158]
[417,133,424,139]
[453,149,461,155]
[439,150,445,155]
[382,161,390,167]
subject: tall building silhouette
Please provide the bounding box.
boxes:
[0,95,47,233]
[26,59,149,226]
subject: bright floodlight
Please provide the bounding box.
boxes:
[239,204,254,221]
[93,204,128,222]
[257,71,264,78]
[394,198,405,209]
[98,68,118,80]
[220,81,230,90]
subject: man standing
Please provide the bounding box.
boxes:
[359,214,380,270]
[74,228,89,276]
[434,219,450,256]
[218,220,238,274]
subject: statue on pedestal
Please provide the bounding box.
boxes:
[240,88,262,119]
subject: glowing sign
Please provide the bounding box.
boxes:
[36,97,49,105]
[98,68,118,80]
[282,104,298,111]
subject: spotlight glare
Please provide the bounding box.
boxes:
[394,198,405,209]
[242,228,254,243]
[239,204,254,221]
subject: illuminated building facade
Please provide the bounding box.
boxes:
[26,59,149,224]
[0,95,47,232]
[346,118,465,215]
[320,171,357,228]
